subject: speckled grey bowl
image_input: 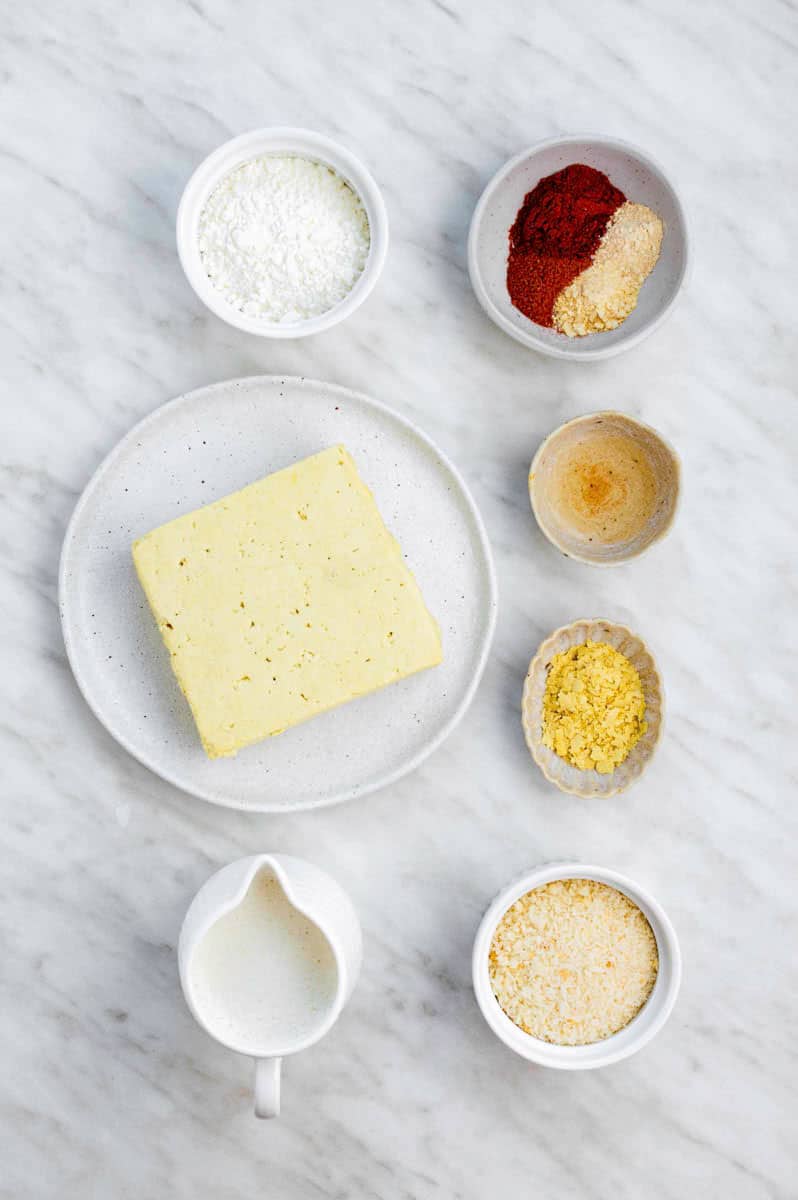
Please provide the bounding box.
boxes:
[522,618,664,798]
[467,135,690,361]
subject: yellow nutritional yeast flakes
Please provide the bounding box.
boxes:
[542,640,647,773]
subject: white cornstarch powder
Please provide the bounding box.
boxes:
[198,155,370,323]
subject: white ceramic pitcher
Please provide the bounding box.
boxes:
[178,853,362,1118]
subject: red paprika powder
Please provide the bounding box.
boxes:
[507,164,626,328]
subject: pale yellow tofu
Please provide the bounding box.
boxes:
[132,446,442,758]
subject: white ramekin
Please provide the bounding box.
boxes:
[176,127,389,338]
[472,862,681,1068]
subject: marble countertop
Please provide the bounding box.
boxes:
[3,1,795,1196]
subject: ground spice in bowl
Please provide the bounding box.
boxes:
[507,163,663,336]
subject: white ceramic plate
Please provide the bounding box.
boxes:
[60,377,497,812]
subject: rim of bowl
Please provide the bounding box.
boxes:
[521,618,665,798]
[467,133,691,361]
[176,127,389,338]
[529,410,682,567]
[472,861,682,1068]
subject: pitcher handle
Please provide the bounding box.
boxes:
[254,1056,281,1119]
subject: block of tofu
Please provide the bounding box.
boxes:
[132,445,443,758]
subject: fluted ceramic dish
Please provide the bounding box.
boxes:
[529,412,681,566]
[522,619,663,798]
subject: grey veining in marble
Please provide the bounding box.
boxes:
[2,0,796,1196]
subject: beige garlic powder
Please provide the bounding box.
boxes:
[553,203,664,336]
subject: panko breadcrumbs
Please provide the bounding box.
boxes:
[489,878,659,1045]
[542,640,647,773]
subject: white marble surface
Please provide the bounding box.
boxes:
[3,1,796,1196]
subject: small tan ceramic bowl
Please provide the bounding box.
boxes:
[529,412,680,566]
[522,618,664,798]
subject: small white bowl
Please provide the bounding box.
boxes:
[472,861,681,1069]
[468,134,690,360]
[176,127,389,338]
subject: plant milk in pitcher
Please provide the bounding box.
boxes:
[188,868,338,1052]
